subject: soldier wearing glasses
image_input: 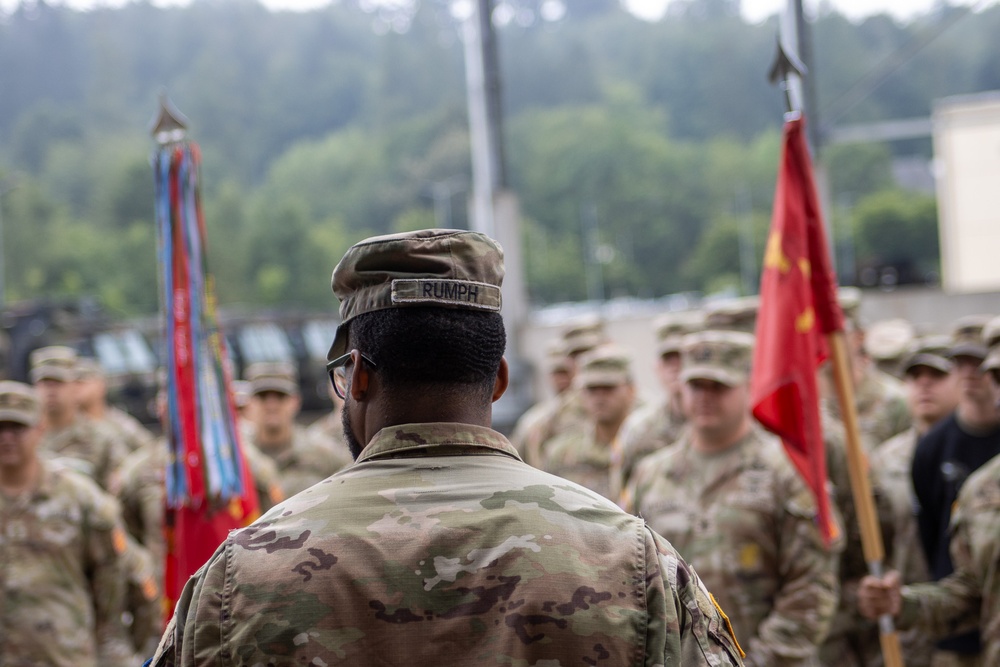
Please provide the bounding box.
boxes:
[150,229,743,667]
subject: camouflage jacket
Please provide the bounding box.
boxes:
[539,422,616,502]
[627,427,842,667]
[612,398,686,504]
[104,405,156,454]
[151,422,745,666]
[0,460,136,667]
[39,416,128,491]
[518,388,588,468]
[825,368,911,452]
[253,426,350,497]
[898,451,1000,666]
[115,437,284,574]
[303,411,355,471]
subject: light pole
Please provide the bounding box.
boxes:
[0,178,18,311]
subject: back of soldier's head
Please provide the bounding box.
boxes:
[329,229,507,402]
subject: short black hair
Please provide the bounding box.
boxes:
[346,307,506,399]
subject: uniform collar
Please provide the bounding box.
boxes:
[356,422,522,464]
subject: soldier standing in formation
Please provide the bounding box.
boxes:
[75,357,155,454]
[626,330,841,666]
[540,344,636,501]
[150,228,744,666]
[859,315,1000,666]
[29,346,127,491]
[0,380,137,666]
[870,337,958,666]
[612,310,701,501]
[244,361,350,497]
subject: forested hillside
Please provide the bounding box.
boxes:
[0,0,997,314]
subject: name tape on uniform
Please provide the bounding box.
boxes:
[391,279,502,312]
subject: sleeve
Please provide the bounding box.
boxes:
[151,539,230,667]
[643,527,745,666]
[896,491,983,638]
[84,489,140,667]
[744,479,842,667]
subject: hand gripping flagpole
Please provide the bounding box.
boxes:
[769,22,905,667]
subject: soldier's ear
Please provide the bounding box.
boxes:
[491,358,509,403]
[348,350,369,400]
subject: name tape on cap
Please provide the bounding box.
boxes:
[391,279,502,312]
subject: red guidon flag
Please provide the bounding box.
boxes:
[751,115,843,544]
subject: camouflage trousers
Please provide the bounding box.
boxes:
[930,651,982,667]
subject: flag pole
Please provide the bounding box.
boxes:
[768,9,905,663]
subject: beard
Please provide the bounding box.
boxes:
[341,402,365,461]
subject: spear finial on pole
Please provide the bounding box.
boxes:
[150,92,189,145]
[768,37,807,118]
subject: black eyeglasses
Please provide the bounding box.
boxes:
[326,352,377,400]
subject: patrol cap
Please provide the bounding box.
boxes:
[74,357,105,380]
[245,362,299,397]
[982,348,1000,378]
[865,319,916,363]
[902,335,953,376]
[577,344,632,388]
[545,339,572,374]
[328,229,504,359]
[29,345,79,383]
[680,330,755,387]
[982,314,1000,350]
[562,316,605,357]
[703,296,759,334]
[947,314,991,360]
[0,381,40,426]
[654,310,704,356]
[838,286,863,330]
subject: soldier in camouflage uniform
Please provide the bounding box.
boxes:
[508,339,573,459]
[626,330,841,666]
[246,361,350,497]
[865,318,917,380]
[541,344,636,501]
[867,338,958,667]
[516,317,605,468]
[75,357,155,454]
[151,228,744,666]
[0,380,137,666]
[613,310,701,503]
[821,291,912,452]
[30,346,128,491]
[859,406,1000,665]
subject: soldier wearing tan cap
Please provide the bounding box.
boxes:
[0,380,138,666]
[30,346,128,491]
[908,314,1000,665]
[821,293,911,453]
[540,344,636,501]
[246,361,348,497]
[509,339,575,461]
[865,318,917,379]
[627,330,842,667]
[75,357,155,455]
[515,316,607,468]
[867,338,959,667]
[152,229,743,667]
[612,310,702,502]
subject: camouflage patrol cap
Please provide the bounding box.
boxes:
[680,330,755,387]
[245,362,299,396]
[703,296,759,334]
[328,229,504,359]
[74,357,104,380]
[865,319,916,363]
[654,310,705,356]
[947,314,991,360]
[0,381,40,426]
[562,316,605,357]
[838,286,863,330]
[902,335,953,376]
[29,345,79,383]
[982,314,1000,350]
[577,344,632,388]
[545,339,572,374]
[982,348,1000,378]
